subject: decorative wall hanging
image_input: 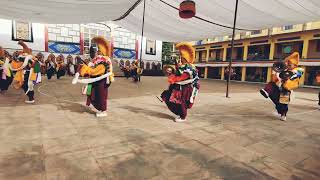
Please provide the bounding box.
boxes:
[12,20,33,42]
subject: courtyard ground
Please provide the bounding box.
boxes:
[0,76,319,180]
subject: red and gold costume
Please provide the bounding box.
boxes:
[130,60,142,82]
[72,37,114,117]
[161,42,200,122]
[10,41,41,103]
[260,52,304,121]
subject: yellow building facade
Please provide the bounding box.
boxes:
[194,22,320,87]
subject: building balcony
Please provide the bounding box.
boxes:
[223,34,241,41]
[228,58,245,62]
[301,58,320,61]
[304,21,320,31]
[247,57,270,62]
[247,29,269,38]
[208,58,223,62]
[272,24,303,35]
[196,58,207,63]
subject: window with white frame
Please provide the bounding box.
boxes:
[82,24,110,55]
[146,39,156,55]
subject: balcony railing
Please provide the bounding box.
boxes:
[230,59,245,62]
[300,58,320,61]
[197,59,275,64]
[197,59,207,63]
[208,57,223,61]
[247,55,270,61]
[221,58,246,62]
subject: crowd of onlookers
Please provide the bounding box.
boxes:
[3,50,90,80]
[119,60,141,82]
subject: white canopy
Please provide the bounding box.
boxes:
[0,0,320,41]
[0,0,138,23]
[116,0,320,41]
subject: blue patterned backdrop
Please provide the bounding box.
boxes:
[48,41,81,54]
[113,48,136,59]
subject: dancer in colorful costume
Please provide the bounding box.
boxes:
[119,60,130,79]
[0,46,13,93]
[10,41,41,103]
[160,42,200,122]
[260,52,304,121]
[130,60,142,82]
[72,36,114,117]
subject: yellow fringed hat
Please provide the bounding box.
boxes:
[91,36,111,57]
[285,52,299,66]
[176,42,195,64]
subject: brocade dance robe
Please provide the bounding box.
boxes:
[161,64,199,119]
[80,57,112,111]
[11,57,41,100]
[262,67,304,116]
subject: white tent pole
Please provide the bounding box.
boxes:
[138,0,146,82]
[226,0,239,98]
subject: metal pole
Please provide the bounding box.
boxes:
[138,0,146,82]
[226,0,239,98]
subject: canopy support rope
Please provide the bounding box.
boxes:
[113,0,143,21]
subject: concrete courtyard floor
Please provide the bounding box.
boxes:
[0,76,319,180]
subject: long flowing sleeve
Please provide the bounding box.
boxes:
[283,67,305,90]
[168,73,190,84]
[290,67,304,80]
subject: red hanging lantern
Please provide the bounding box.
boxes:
[179,0,196,19]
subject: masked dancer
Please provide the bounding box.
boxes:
[160,42,200,122]
[10,41,41,103]
[260,52,304,121]
[72,37,114,117]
